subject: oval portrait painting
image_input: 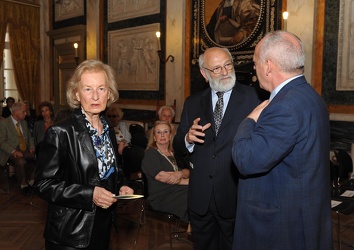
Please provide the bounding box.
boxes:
[203,0,262,47]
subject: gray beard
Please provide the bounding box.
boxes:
[208,71,236,92]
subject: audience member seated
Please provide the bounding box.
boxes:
[1,96,15,118]
[120,123,148,181]
[142,120,190,222]
[106,103,131,155]
[147,105,178,139]
[157,105,177,133]
[33,101,54,156]
[53,108,73,124]
[0,102,36,196]
[23,100,37,136]
[130,123,148,149]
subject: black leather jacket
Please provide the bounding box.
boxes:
[34,108,124,247]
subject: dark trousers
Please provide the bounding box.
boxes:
[189,191,235,250]
[8,149,35,186]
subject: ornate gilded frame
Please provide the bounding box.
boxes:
[191,0,282,65]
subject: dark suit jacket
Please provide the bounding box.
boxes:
[232,76,332,249]
[1,106,11,118]
[173,82,260,218]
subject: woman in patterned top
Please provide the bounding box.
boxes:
[34,60,133,250]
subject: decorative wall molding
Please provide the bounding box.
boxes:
[336,0,354,91]
[54,0,84,22]
[107,0,160,23]
[107,23,161,91]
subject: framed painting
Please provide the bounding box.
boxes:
[107,0,160,23]
[107,23,161,91]
[191,0,282,65]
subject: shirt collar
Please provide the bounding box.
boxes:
[269,75,303,102]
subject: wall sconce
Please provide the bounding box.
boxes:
[282,11,289,31]
[73,43,79,65]
[155,31,174,63]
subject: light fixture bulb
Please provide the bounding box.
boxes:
[282,11,289,20]
[156,31,161,38]
[74,43,78,49]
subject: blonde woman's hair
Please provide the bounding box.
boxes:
[66,60,119,109]
[147,120,174,152]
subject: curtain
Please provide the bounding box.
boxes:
[5,1,40,103]
[0,1,7,66]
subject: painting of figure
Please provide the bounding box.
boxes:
[205,0,261,46]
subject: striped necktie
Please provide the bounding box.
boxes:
[213,91,224,135]
[16,122,27,152]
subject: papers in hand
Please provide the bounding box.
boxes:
[112,194,144,199]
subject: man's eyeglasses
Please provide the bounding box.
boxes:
[203,62,234,74]
[107,115,119,118]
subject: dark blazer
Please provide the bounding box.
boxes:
[34,109,125,248]
[232,76,332,249]
[1,106,11,118]
[33,119,46,146]
[173,82,260,218]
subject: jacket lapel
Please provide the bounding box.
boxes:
[72,109,97,162]
[217,84,244,135]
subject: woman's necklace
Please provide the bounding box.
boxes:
[157,148,178,172]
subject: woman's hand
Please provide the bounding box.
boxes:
[93,186,117,209]
[156,171,184,185]
[119,185,134,195]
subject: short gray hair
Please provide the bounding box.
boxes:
[258,30,305,74]
[158,105,175,118]
[11,102,25,112]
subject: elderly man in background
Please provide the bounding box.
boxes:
[0,102,36,196]
[157,105,177,135]
[1,96,15,118]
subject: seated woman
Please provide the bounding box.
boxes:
[33,101,54,155]
[105,103,131,155]
[142,120,190,223]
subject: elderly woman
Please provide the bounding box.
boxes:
[105,103,131,155]
[34,60,133,250]
[142,120,190,222]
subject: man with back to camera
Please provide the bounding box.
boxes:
[231,30,333,249]
[173,47,260,249]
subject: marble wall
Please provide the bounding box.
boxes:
[286,0,315,84]
[41,0,353,122]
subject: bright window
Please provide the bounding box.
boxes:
[1,26,19,106]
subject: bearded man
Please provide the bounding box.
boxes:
[173,47,260,250]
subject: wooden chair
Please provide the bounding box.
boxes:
[140,173,193,249]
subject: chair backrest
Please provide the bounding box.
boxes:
[334,149,353,180]
[141,172,149,199]
[129,124,148,149]
[122,145,145,178]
